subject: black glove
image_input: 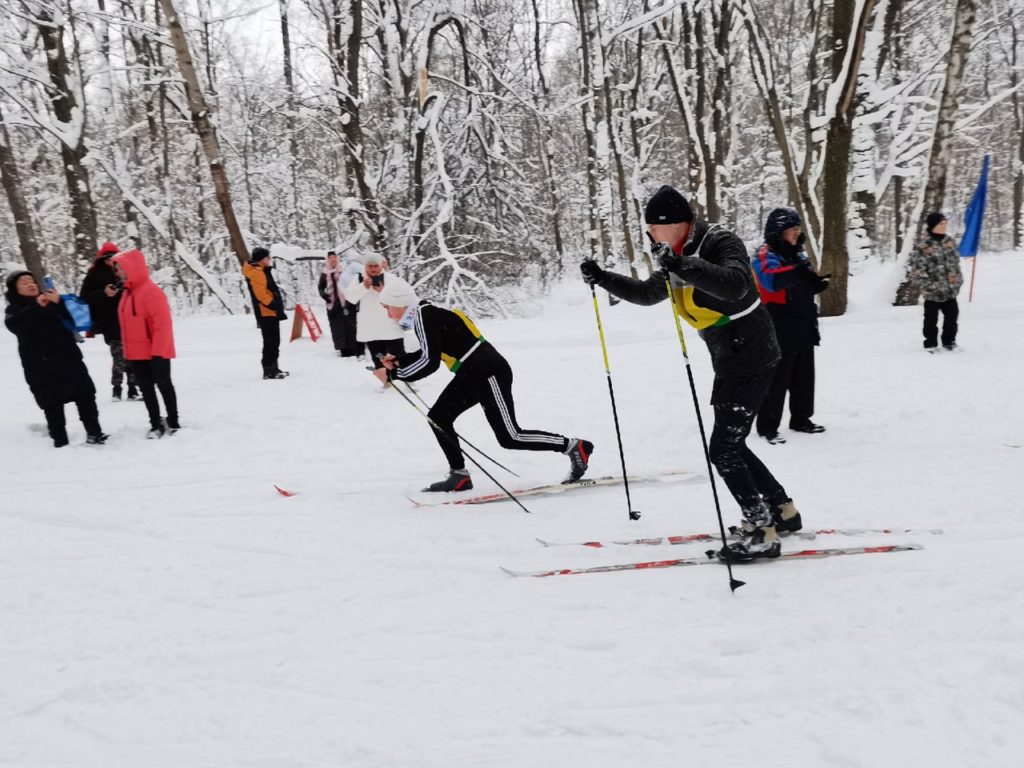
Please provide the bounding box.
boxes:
[813,273,832,294]
[654,242,701,276]
[580,259,605,286]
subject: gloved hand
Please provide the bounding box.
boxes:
[812,273,832,294]
[654,242,701,276]
[795,261,830,293]
[580,259,605,286]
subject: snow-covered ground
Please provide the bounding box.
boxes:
[2,254,1022,767]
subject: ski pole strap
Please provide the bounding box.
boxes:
[449,338,484,373]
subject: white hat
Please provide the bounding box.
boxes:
[363,253,385,266]
[378,277,418,308]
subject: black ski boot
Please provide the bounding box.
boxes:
[147,421,166,439]
[51,428,69,448]
[772,500,803,533]
[127,385,141,400]
[718,525,781,562]
[86,432,109,445]
[423,469,473,492]
[563,438,594,483]
[263,369,289,380]
[112,386,122,401]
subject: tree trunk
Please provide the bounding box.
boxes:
[35,9,98,268]
[329,0,387,257]
[280,0,300,240]
[530,0,565,267]
[819,0,877,317]
[158,0,249,265]
[0,105,44,278]
[920,0,979,216]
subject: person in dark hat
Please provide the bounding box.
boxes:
[242,246,289,379]
[751,207,831,442]
[80,241,139,400]
[5,270,108,446]
[907,212,963,352]
[579,185,800,562]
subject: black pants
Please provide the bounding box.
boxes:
[131,357,179,429]
[326,307,346,352]
[341,303,363,357]
[708,368,788,522]
[923,298,958,348]
[756,345,815,435]
[426,355,567,470]
[259,316,282,372]
[44,398,101,441]
[367,338,405,369]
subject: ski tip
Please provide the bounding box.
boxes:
[499,566,524,577]
[274,484,296,497]
[535,538,552,547]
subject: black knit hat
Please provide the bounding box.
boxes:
[764,207,802,241]
[250,246,270,263]
[644,185,694,224]
[4,270,34,300]
[926,212,947,231]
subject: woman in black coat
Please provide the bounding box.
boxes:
[4,270,107,447]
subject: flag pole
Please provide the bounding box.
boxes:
[968,257,977,303]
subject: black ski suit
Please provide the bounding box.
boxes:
[590,219,789,520]
[393,303,570,470]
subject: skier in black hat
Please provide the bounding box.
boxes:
[579,185,800,562]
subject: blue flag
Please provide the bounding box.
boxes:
[959,155,989,258]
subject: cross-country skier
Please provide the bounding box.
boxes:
[370,280,594,492]
[579,185,801,562]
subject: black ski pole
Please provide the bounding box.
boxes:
[589,284,641,521]
[661,270,745,592]
[397,380,521,479]
[381,371,533,514]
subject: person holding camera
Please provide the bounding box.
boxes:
[751,207,830,443]
[343,254,408,368]
[372,281,593,492]
[579,185,800,562]
[111,250,180,438]
[243,246,289,379]
[5,270,108,447]
[80,241,139,401]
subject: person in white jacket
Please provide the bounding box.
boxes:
[343,254,411,368]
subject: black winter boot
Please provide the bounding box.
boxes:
[86,432,109,445]
[423,469,473,492]
[52,429,69,448]
[127,385,141,400]
[112,386,122,401]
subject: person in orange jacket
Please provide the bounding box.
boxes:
[110,249,180,438]
[242,247,289,379]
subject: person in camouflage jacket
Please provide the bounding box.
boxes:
[907,212,963,351]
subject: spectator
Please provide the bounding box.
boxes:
[338,260,364,358]
[80,241,139,401]
[110,250,180,438]
[318,251,348,356]
[907,212,963,352]
[4,270,108,447]
[242,246,289,379]
[751,207,830,443]
[344,255,411,367]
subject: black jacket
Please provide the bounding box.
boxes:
[395,303,499,382]
[5,295,97,409]
[595,219,780,380]
[751,237,822,349]
[80,258,123,339]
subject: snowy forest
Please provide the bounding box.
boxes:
[0,0,1019,317]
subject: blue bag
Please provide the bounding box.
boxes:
[60,294,93,332]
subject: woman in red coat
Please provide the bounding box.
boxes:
[110,249,180,438]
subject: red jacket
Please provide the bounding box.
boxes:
[111,249,176,360]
